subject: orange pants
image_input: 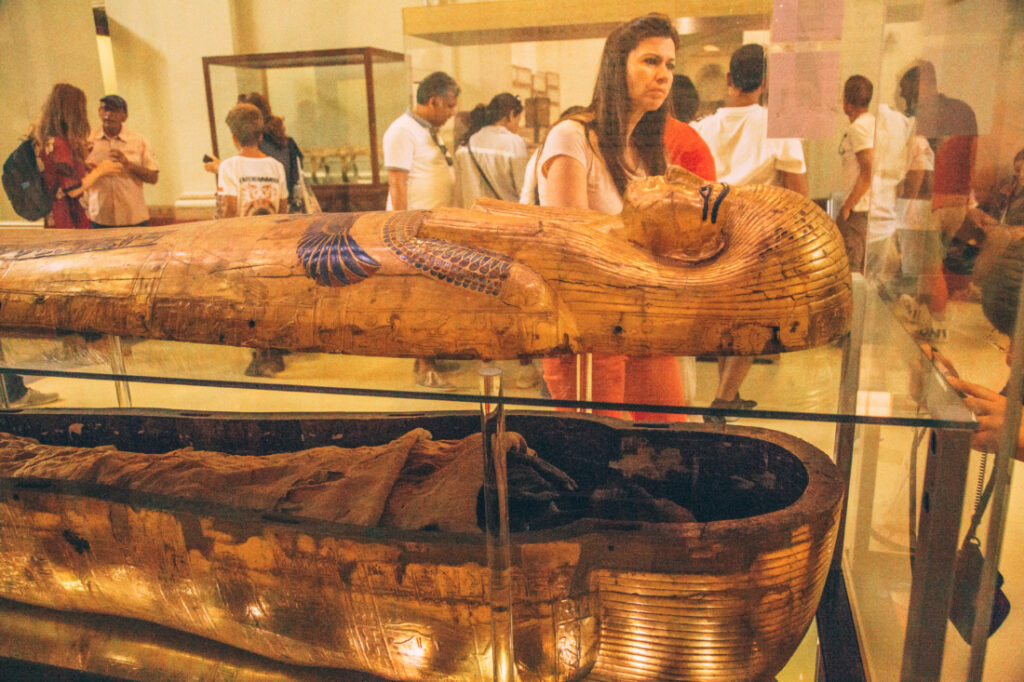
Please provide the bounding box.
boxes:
[541,354,686,422]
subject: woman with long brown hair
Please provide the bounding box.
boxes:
[33,83,120,229]
[538,13,687,421]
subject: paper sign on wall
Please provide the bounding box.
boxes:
[771,0,844,42]
[767,51,841,139]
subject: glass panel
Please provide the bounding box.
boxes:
[204,49,407,193]
[861,0,1023,679]
[0,282,974,428]
[7,3,1017,681]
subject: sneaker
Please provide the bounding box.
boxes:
[10,389,60,408]
[736,395,757,410]
[705,396,757,424]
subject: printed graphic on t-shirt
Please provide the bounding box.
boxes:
[238,175,283,215]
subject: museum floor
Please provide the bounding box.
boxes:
[3,297,1022,680]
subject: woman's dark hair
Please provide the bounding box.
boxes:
[459,92,523,146]
[238,92,287,147]
[670,74,699,123]
[588,13,679,195]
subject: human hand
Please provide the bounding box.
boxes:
[947,376,1024,458]
[94,158,124,177]
[840,204,852,221]
[203,156,220,174]
[108,149,128,165]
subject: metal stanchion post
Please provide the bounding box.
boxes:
[109,336,132,408]
[479,365,514,680]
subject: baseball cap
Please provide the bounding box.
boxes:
[99,94,127,112]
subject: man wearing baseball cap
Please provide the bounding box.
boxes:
[85,94,160,228]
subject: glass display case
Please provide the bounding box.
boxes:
[0,275,985,681]
[202,47,407,212]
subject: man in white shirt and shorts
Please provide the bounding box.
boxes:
[693,44,808,421]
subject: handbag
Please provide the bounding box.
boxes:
[295,170,321,214]
[910,436,1011,643]
[947,448,1011,642]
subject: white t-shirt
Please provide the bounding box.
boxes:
[217,155,288,216]
[839,112,875,214]
[871,105,935,242]
[519,149,540,204]
[383,112,454,210]
[453,125,528,207]
[693,104,806,186]
[537,119,630,215]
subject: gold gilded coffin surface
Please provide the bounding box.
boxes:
[0,411,842,681]
[0,169,851,359]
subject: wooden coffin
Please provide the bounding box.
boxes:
[0,410,843,681]
[0,168,851,359]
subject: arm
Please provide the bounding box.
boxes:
[841,148,873,220]
[902,169,927,200]
[777,138,809,197]
[947,376,1024,458]
[543,155,589,209]
[108,150,158,184]
[214,161,238,219]
[65,160,122,198]
[214,195,237,219]
[779,171,809,197]
[388,169,409,211]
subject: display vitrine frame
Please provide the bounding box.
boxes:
[201,47,406,213]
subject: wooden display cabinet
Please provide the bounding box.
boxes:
[202,47,406,213]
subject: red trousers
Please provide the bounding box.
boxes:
[541,353,686,422]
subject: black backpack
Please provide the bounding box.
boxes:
[2,138,51,220]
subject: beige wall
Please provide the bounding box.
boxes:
[99,0,422,212]
[0,0,104,221]
[104,0,236,211]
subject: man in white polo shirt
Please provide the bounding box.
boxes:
[383,72,460,389]
[383,71,459,211]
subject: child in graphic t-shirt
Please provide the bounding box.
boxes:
[215,102,289,377]
[215,103,288,218]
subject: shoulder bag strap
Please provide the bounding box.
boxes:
[466,139,500,199]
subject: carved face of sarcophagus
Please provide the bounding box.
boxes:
[0,412,842,681]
